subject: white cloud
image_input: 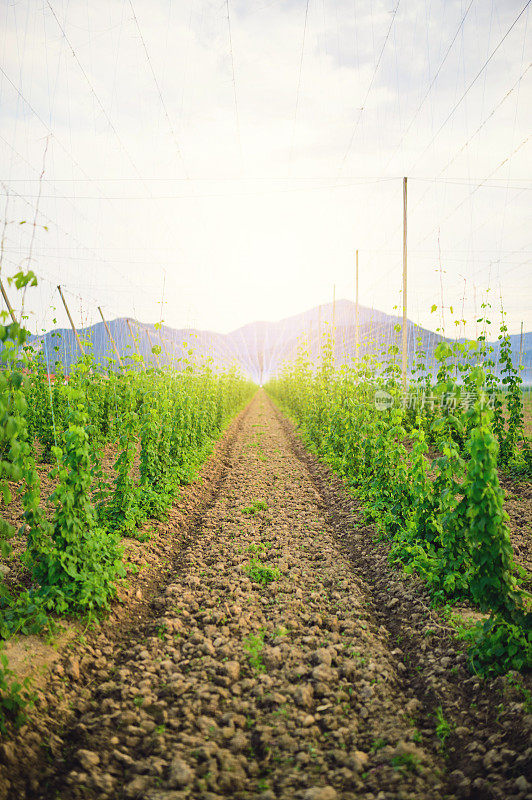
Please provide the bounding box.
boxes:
[0,0,530,338]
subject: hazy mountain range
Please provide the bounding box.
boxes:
[27,299,532,384]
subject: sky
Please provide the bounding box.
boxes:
[0,0,530,339]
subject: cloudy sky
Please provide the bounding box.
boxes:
[0,0,530,338]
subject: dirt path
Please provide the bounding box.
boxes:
[1,392,530,800]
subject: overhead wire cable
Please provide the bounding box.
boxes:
[417,134,530,246]
[46,0,151,190]
[381,0,475,174]
[396,67,532,248]
[0,134,93,224]
[364,59,531,277]
[44,1,187,319]
[1,182,153,297]
[4,175,530,183]
[338,0,401,175]
[437,62,531,178]
[225,0,242,162]
[127,0,188,176]
[289,0,310,165]
[493,6,529,291]
[0,64,95,182]
[0,60,144,242]
[410,0,531,171]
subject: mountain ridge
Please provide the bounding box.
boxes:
[27,300,531,384]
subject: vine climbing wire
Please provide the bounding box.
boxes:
[225,0,243,163]
[0,55,152,260]
[356,4,530,290]
[46,0,152,194]
[20,136,50,322]
[0,181,152,301]
[288,0,310,165]
[127,0,189,176]
[0,65,103,191]
[0,133,93,225]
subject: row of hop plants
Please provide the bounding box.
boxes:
[407,301,531,476]
[0,271,254,731]
[267,320,531,675]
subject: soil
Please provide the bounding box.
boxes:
[0,391,531,800]
[499,475,532,577]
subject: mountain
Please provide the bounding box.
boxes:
[27,319,241,374]
[26,300,532,385]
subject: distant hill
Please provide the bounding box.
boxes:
[27,318,242,373]
[26,300,532,385]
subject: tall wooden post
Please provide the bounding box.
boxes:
[402,177,408,389]
[57,284,86,356]
[126,318,146,370]
[317,304,322,368]
[332,284,336,363]
[519,321,524,370]
[355,250,359,363]
[98,307,124,369]
[0,278,17,324]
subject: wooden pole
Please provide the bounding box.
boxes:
[145,327,161,368]
[0,278,17,324]
[317,304,322,368]
[126,318,146,370]
[402,177,408,389]
[57,284,85,356]
[332,284,336,363]
[519,321,524,370]
[98,307,124,369]
[355,250,359,363]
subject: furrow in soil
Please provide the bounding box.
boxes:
[4,391,528,800]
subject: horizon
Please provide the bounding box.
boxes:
[30,296,531,343]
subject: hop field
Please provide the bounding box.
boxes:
[0,278,530,800]
[267,327,532,675]
[0,301,254,730]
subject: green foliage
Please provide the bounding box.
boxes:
[100,409,143,535]
[466,615,532,675]
[434,705,453,749]
[0,311,33,618]
[25,388,125,615]
[241,499,267,516]
[0,644,35,734]
[391,751,422,773]
[370,737,388,752]
[243,631,265,672]
[497,317,525,469]
[267,322,529,675]
[0,272,254,623]
[0,269,255,735]
[245,558,279,585]
[461,388,518,615]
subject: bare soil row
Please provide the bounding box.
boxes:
[0,391,530,800]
